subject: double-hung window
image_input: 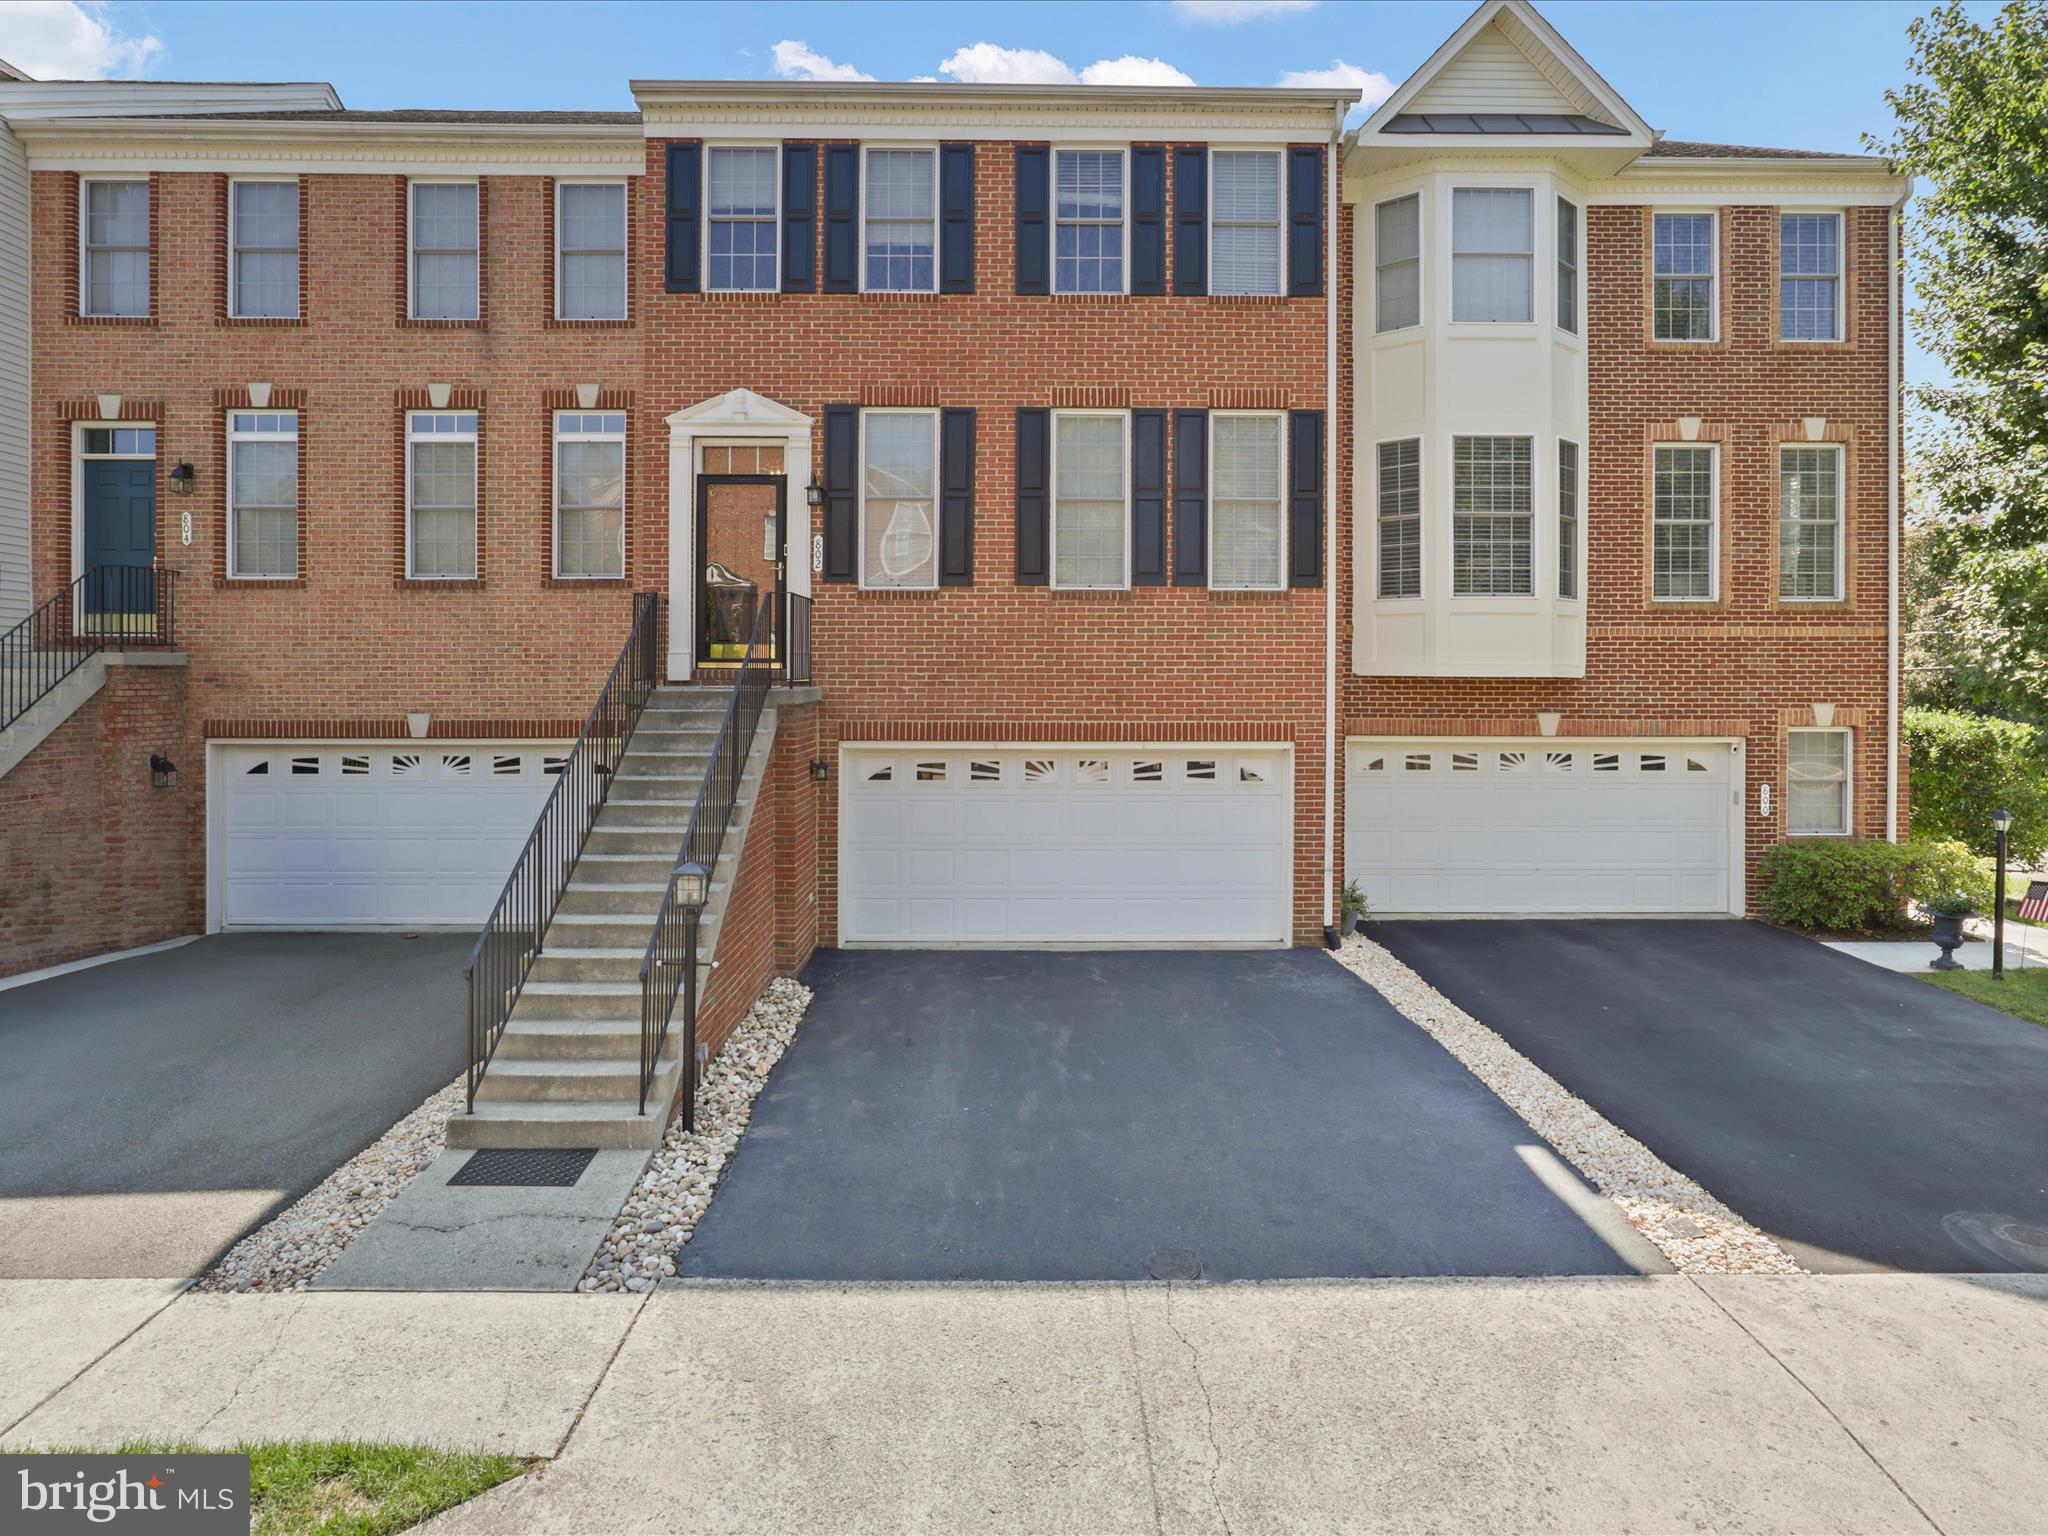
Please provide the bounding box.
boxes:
[1651,445,1716,600]
[1210,150,1283,297]
[1779,444,1843,600]
[409,181,479,321]
[1557,439,1580,599]
[1451,436,1533,595]
[1210,413,1285,590]
[1652,213,1714,341]
[1787,727,1852,835]
[557,181,627,319]
[859,409,939,589]
[81,178,149,317]
[1780,213,1841,341]
[1376,438,1421,598]
[1051,411,1128,590]
[227,411,299,579]
[553,412,625,579]
[1054,149,1124,294]
[406,412,478,579]
[707,148,777,293]
[229,179,298,319]
[1451,188,1532,323]
[1375,193,1420,332]
[1556,196,1579,334]
[864,147,936,293]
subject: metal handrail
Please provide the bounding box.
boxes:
[638,591,776,1122]
[463,591,660,1111]
[1,565,177,733]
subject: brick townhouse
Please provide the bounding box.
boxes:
[0,1,1905,1139]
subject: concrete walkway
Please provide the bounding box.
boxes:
[7,1273,2048,1532]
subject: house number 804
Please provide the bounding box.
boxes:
[180,511,193,547]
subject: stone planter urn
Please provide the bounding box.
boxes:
[1930,911,1967,971]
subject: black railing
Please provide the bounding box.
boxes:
[639,591,776,1121]
[2,565,177,734]
[464,592,660,1111]
[783,590,811,685]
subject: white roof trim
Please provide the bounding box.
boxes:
[15,116,644,175]
[0,80,340,122]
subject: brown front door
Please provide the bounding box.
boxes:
[696,472,783,665]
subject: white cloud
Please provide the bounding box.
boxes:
[1079,55,1195,87]
[0,0,163,79]
[1171,0,1315,23]
[1276,59,1395,108]
[770,39,874,82]
[938,42,1078,85]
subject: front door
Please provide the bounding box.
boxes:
[82,457,158,619]
[696,471,783,666]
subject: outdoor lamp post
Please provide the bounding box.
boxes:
[1994,808,2013,980]
[674,859,710,912]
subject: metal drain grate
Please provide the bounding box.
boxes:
[450,1148,598,1187]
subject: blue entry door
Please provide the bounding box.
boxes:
[82,460,157,615]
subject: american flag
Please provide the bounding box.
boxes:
[2020,881,2048,923]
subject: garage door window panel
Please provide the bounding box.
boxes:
[1451,436,1533,596]
[1788,728,1851,835]
[1051,412,1129,589]
[1652,445,1716,601]
[861,409,940,589]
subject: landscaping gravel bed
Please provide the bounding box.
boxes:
[580,976,813,1293]
[1332,934,1803,1275]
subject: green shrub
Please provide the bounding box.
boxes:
[1758,836,1993,932]
[1905,707,2048,863]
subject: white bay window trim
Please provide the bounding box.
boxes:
[1208,148,1285,298]
[552,410,626,580]
[554,179,628,320]
[1207,411,1287,592]
[1050,409,1130,591]
[1052,146,1130,296]
[1450,186,1533,324]
[1787,726,1852,836]
[704,145,781,294]
[1374,191,1421,333]
[1449,434,1535,597]
[857,407,941,591]
[407,178,480,321]
[405,410,479,580]
[860,144,939,295]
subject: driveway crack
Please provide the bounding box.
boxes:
[1118,1285,1165,1536]
[1162,1283,1233,1536]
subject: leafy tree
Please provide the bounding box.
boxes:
[1904,706,2048,861]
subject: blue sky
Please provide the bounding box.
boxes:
[1,0,1975,382]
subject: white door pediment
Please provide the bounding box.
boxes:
[665,387,812,433]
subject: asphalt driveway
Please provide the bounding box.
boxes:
[683,948,1664,1281]
[1371,919,2048,1274]
[0,933,468,1279]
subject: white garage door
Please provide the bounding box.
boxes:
[218,744,562,926]
[1346,741,1738,915]
[841,746,1293,945]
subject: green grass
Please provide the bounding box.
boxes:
[102,1443,525,1536]
[1919,964,2048,1028]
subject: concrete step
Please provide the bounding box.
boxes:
[557,879,727,915]
[474,1054,684,1104]
[446,1099,671,1150]
[544,913,661,947]
[616,751,713,775]
[610,774,720,801]
[572,852,679,884]
[495,1017,673,1061]
[585,827,693,856]
[515,980,644,1020]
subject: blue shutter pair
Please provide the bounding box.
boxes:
[1172,409,1324,586]
[1017,147,1169,296]
[822,407,976,584]
[1012,410,1169,586]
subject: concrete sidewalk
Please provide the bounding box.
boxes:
[6,1274,2048,1532]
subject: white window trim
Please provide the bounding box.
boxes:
[1557,437,1581,602]
[553,177,629,321]
[1447,433,1538,600]
[226,176,299,321]
[406,177,481,322]
[404,409,479,581]
[1207,147,1287,299]
[1051,145,1131,297]
[226,409,300,581]
[858,143,940,295]
[1556,194,1580,336]
[1650,441,1720,603]
[1448,184,1536,327]
[856,406,942,591]
[78,175,149,319]
[1206,410,1287,593]
[1373,190,1422,334]
[551,410,627,581]
[1778,209,1845,344]
[1651,209,1718,343]
[1374,435,1423,601]
[1049,408,1131,592]
[1786,726,1853,837]
[702,144,782,296]
[1778,441,1846,602]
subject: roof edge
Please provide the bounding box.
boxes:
[631,79,1358,111]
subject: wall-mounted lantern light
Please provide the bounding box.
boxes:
[149,753,178,789]
[168,462,196,495]
[804,477,825,509]
[809,758,830,784]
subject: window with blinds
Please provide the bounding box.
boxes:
[708,147,778,292]
[1652,213,1714,341]
[1451,188,1532,323]
[1375,193,1420,332]
[1779,445,1842,599]
[229,180,298,319]
[1055,150,1124,294]
[1652,445,1716,600]
[865,147,937,293]
[1210,151,1282,297]
[1557,439,1580,599]
[1051,412,1128,589]
[557,181,627,319]
[407,412,479,579]
[1780,213,1841,341]
[228,411,299,579]
[410,181,479,320]
[1210,413,1285,590]
[861,410,940,589]
[554,412,626,579]
[82,179,149,318]
[1787,727,1851,834]
[1377,438,1421,598]
[1451,436,1533,595]
[1556,196,1578,334]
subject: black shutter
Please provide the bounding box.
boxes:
[1287,145,1323,297]
[823,144,859,293]
[1172,409,1208,586]
[1015,144,1050,295]
[1130,146,1166,296]
[940,143,976,294]
[782,142,817,293]
[663,142,700,293]
[1131,410,1167,586]
[1289,410,1324,586]
[1173,146,1206,296]
[940,407,976,584]
[823,404,858,582]
[1014,408,1050,584]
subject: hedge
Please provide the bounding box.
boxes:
[1905,707,2048,863]
[1757,836,1993,933]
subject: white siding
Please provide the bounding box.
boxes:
[1408,24,1580,116]
[0,120,28,628]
